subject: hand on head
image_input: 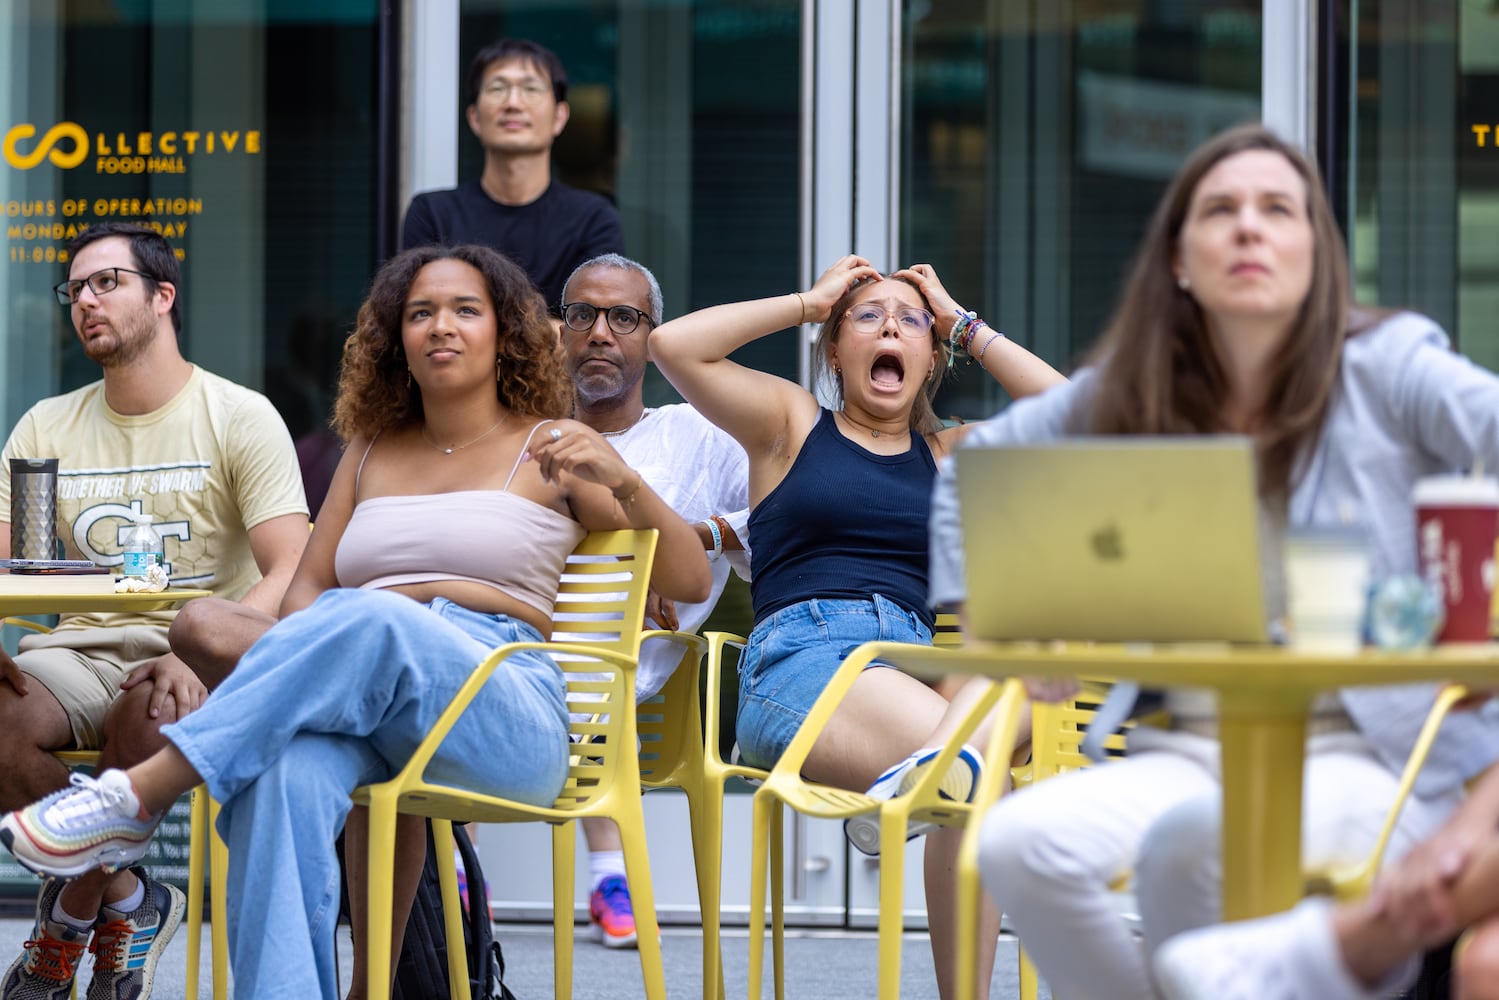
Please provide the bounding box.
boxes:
[802,255,880,325]
[892,264,964,322]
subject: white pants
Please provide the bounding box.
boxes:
[977,729,1463,1000]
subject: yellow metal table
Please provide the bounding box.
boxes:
[856,639,1499,921]
[0,589,212,617]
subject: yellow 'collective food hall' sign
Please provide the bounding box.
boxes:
[3,120,262,262]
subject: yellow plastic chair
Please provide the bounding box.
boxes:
[354,529,664,1000]
[636,629,773,1000]
[744,627,1029,1000]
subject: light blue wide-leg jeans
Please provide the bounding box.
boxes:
[161,588,571,1000]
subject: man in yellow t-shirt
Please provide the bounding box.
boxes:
[0,223,309,1000]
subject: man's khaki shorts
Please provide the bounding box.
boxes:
[15,626,171,748]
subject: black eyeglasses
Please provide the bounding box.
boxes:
[53,267,155,306]
[562,302,655,337]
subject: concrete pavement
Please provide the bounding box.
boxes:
[0,914,1046,999]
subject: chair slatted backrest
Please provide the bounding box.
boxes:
[1029,682,1127,779]
[541,530,658,813]
[635,634,707,789]
[933,612,963,648]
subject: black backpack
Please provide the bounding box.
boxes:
[391,821,517,1000]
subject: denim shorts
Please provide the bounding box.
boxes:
[736,595,932,770]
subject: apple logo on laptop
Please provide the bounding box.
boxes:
[1090,522,1125,561]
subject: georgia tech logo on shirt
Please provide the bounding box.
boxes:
[3,121,262,172]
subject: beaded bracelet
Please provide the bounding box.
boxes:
[974,329,1005,363]
[948,309,979,355]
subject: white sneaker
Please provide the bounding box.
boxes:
[0,770,160,878]
[1153,898,1398,1000]
[843,744,983,857]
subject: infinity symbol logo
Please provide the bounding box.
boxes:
[3,122,89,170]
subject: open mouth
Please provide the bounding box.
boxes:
[870,351,906,389]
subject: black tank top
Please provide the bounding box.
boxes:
[748,408,937,628]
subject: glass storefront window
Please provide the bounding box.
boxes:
[1,2,380,495]
[900,1,1261,421]
[451,1,803,406]
[1342,0,1499,370]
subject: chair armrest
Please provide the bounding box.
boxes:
[3,617,53,636]
[396,640,640,785]
[767,639,960,783]
[702,632,748,769]
[640,629,708,657]
[1363,682,1471,874]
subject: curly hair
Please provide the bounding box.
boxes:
[811,274,951,436]
[333,245,570,441]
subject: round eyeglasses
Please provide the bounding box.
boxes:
[53,267,155,307]
[845,303,935,339]
[562,302,655,337]
[482,79,552,105]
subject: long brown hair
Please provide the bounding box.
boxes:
[812,274,951,436]
[1083,123,1351,498]
[333,245,570,441]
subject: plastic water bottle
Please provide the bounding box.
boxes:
[120,514,165,579]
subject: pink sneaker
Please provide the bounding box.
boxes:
[588,876,637,949]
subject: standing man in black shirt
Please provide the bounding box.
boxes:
[402,37,640,951]
[400,37,625,314]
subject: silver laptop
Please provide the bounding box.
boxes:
[955,437,1269,644]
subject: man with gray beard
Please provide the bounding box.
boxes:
[559,253,750,948]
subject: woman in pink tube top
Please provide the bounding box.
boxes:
[0,244,710,1000]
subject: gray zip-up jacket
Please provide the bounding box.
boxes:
[929,311,1499,797]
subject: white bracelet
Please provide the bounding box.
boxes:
[702,518,724,561]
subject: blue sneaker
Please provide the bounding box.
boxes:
[588,876,638,949]
[86,867,185,1000]
[0,770,160,878]
[843,744,984,856]
[0,877,87,1000]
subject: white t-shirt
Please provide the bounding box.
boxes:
[608,404,750,701]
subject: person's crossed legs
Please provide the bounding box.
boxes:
[167,597,435,1000]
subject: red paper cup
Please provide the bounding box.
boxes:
[1414,476,1499,643]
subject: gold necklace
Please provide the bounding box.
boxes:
[838,410,908,439]
[420,415,506,455]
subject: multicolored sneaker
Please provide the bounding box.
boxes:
[86,868,185,1000]
[588,875,638,949]
[0,770,160,878]
[0,877,87,1000]
[843,744,984,857]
